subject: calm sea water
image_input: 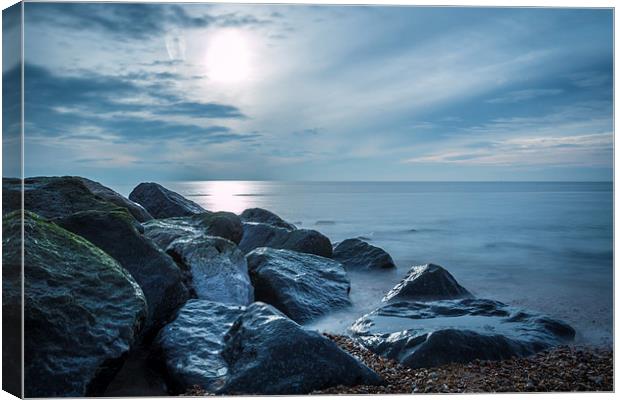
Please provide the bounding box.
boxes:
[116,181,613,346]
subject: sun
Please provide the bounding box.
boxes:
[204,29,253,84]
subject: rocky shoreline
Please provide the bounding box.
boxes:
[2,177,611,396]
[182,335,613,395]
[315,335,613,394]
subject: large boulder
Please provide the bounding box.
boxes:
[55,210,189,332]
[2,176,152,221]
[383,263,471,302]
[77,177,153,221]
[155,300,245,394]
[239,222,332,257]
[246,248,350,323]
[333,238,396,270]
[350,298,575,369]
[143,212,243,247]
[156,300,382,395]
[239,208,296,230]
[238,222,289,252]
[3,211,147,397]
[219,302,383,394]
[167,236,253,305]
[129,182,205,219]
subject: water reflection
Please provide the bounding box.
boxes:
[181,181,260,214]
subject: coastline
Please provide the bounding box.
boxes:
[182,334,613,395]
[5,177,613,396]
[317,335,613,394]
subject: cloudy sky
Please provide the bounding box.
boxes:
[5,3,614,183]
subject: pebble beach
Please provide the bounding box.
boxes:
[313,334,613,394]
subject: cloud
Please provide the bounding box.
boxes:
[26,3,273,41]
[291,128,321,137]
[18,63,254,149]
[157,102,245,119]
[18,5,614,182]
[567,71,611,88]
[404,132,612,167]
[24,63,244,119]
[486,88,563,104]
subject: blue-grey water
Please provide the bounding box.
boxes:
[115,181,613,346]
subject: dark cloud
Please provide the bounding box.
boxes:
[18,63,252,145]
[26,3,273,40]
[75,157,115,164]
[157,102,245,119]
[24,63,244,119]
[292,128,321,137]
[216,12,272,27]
[26,3,170,40]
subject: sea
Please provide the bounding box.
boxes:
[116,181,614,346]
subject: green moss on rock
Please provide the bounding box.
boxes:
[3,211,147,397]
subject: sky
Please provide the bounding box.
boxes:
[3,3,614,183]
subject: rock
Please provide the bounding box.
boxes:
[350,298,575,369]
[155,300,245,394]
[3,211,147,397]
[143,212,243,247]
[219,302,384,394]
[333,238,396,270]
[77,177,153,221]
[2,176,151,221]
[239,222,332,257]
[167,236,253,305]
[237,222,289,252]
[284,228,334,258]
[156,300,382,395]
[383,263,471,302]
[129,182,205,219]
[239,207,296,230]
[246,248,350,323]
[2,216,22,397]
[55,210,189,332]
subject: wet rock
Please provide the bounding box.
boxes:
[155,300,245,394]
[55,210,188,332]
[239,222,332,257]
[246,248,350,323]
[333,238,396,270]
[2,176,151,221]
[315,335,612,394]
[129,182,205,219]
[350,298,575,369]
[157,301,382,394]
[167,236,253,305]
[3,211,147,397]
[383,263,471,302]
[2,215,22,398]
[78,177,153,221]
[218,302,384,394]
[238,222,289,252]
[239,207,296,230]
[144,211,243,247]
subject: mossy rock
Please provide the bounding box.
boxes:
[129,182,205,219]
[2,176,152,221]
[3,211,147,397]
[144,211,243,248]
[55,209,189,334]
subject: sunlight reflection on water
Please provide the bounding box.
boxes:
[172,181,264,214]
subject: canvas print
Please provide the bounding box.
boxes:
[1,1,614,397]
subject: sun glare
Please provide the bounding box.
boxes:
[204,29,253,83]
[198,181,255,214]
